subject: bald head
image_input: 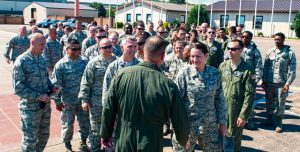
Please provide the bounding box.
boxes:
[30,33,46,55]
[144,36,169,58]
[19,25,27,36]
[99,38,112,47]
[99,38,113,57]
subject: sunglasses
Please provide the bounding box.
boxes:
[96,35,107,39]
[137,41,145,46]
[69,47,81,51]
[101,45,112,49]
[227,47,241,51]
[138,28,144,30]
[242,36,249,39]
[208,32,215,34]
[159,31,166,34]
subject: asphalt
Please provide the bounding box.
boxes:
[0,25,300,152]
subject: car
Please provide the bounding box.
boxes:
[43,20,60,28]
[36,18,51,28]
[62,19,88,30]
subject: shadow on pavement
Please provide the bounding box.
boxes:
[241,146,267,152]
[242,135,254,141]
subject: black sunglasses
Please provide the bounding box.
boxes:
[138,28,144,30]
[69,47,81,51]
[101,45,112,49]
[227,47,241,51]
[137,41,145,46]
[96,35,107,39]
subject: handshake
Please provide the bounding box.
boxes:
[36,87,61,109]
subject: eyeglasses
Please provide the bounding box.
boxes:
[101,45,112,49]
[138,28,144,30]
[227,47,241,51]
[137,41,145,46]
[186,36,191,39]
[208,32,215,34]
[96,35,107,39]
[69,47,81,51]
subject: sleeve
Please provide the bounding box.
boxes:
[239,70,256,120]
[102,65,114,106]
[214,72,227,125]
[78,63,94,104]
[175,70,186,98]
[51,63,63,104]
[170,82,190,146]
[100,74,118,138]
[4,38,14,60]
[262,51,270,82]
[217,44,224,67]
[285,51,297,86]
[42,44,50,67]
[13,61,40,101]
[254,48,263,83]
[81,39,87,55]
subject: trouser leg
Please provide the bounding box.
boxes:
[61,104,76,143]
[89,105,102,152]
[36,105,51,152]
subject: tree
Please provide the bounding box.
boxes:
[187,4,209,26]
[291,10,300,38]
[169,0,185,4]
[89,2,106,17]
[106,7,115,18]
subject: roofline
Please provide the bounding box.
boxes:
[31,2,97,11]
[210,10,299,13]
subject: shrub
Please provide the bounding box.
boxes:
[116,22,123,29]
[163,22,169,29]
[257,32,264,37]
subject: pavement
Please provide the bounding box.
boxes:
[0,25,300,152]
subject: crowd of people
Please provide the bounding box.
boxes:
[4,18,297,152]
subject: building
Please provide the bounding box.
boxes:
[206,0,300,37]
[23,2,98,23]
[115,0,193,27]
[0,0,67,16]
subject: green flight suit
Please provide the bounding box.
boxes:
[219,60,256,152]
[100,62,190,152]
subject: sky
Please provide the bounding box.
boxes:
[67,0,223,5]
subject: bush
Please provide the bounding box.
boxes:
[257,32,264,37]
[116,22,123,29]
[292,10,300,38]
[187,4,209,27]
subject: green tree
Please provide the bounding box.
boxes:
[106,7,115,18]
[169,0,185,4]
[89,2,106,17]
[291,10,300,38]
[187,4,209,26]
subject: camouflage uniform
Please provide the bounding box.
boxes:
[163,55,186,81]
[60,34,69,56]
[78,54,117,152]
[56,29,64,41]
[219,60,256,151]
[262,45,296,118]
[173,65,227,152]
[112,44,123,57]
[204,40,224,68]
[4,35,30,62]
[102,57,139,105]
[68,30,87,44]
[52,56,90,144]
[84,44,100,60]
[13,50,53,152]
[81,37,96,56]
[42,38,62,69]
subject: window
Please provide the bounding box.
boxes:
[220,15,229,27]
[136,14,141,21]
[236,15,245,27]
[253,16,263,29]
[180,15,185,22]
[126,14,131,23]
[146,14,151,23]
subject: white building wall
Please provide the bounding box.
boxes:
[47,8,97,18]
[23,3,47,24]
[211,11,297,38]
[116,4,167,28]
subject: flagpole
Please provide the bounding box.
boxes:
[133,0,135,23]
[123,0,126,23]
[185,0,188,24]
[270,0,275,37]
[210,0,213,26]
[151,0,153,22]
[116,0,118,28]
[253,0,258,36]
[238,0,242,26]
[288,0,293,39]
[160,0,163,21]
[197,0,200,26]
[142,0,144,23]
[223,0,227,28]
[109,0,111,27]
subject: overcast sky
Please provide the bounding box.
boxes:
[67,0,223,5]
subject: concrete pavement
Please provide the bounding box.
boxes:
[0,25,300,152]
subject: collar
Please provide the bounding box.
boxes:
[138,61,160,71]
